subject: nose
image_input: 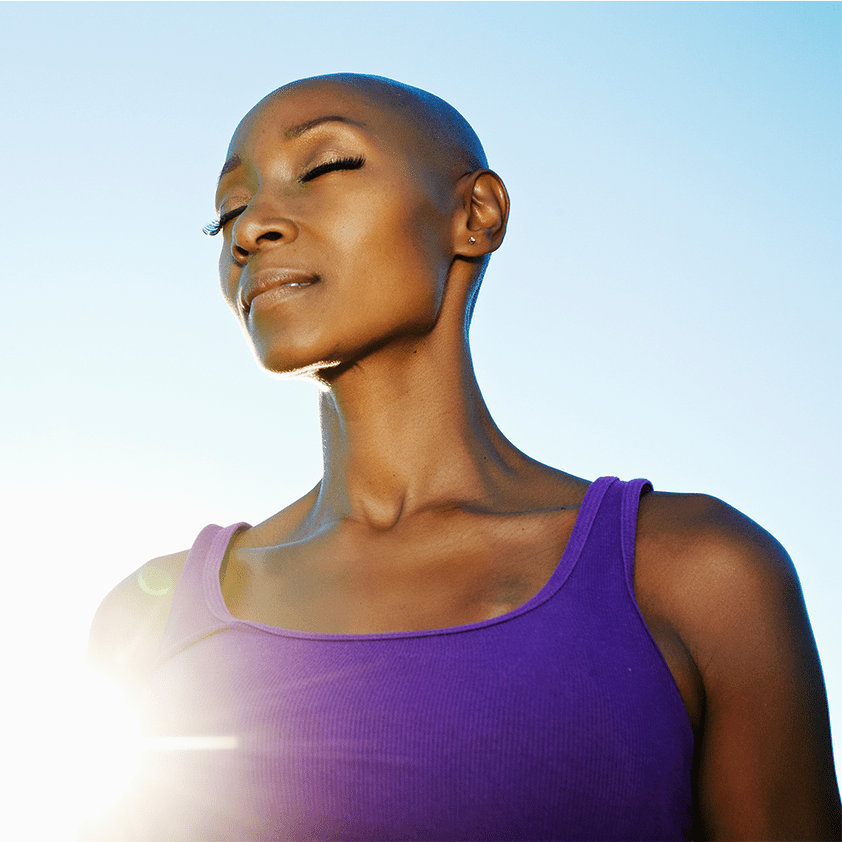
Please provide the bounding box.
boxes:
[230,201,299,264]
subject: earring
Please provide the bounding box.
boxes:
[469,236,476,244]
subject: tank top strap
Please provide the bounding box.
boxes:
[155,522,249,666]
[620,477,654,594]
[569,476,651,594]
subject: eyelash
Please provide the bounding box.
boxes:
[300,155,365,183]
[203,155,365,236]
[202,207,242,237]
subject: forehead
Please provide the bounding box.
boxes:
[228,81,419,157]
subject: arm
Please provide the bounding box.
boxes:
[639,493,841,841]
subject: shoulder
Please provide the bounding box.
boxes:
[635,489,841,839]
[636,488,788,563]
[635,489,797,597]
[88,549,190,696]
[633,490,808,663]
[634,489,812,703]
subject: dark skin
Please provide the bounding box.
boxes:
[90,75,841,840]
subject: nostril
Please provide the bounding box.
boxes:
[259,232,283,242]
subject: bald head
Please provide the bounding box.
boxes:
[217,74,507,328]
[262,73,488,184]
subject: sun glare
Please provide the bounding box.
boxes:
[68,668,241,838]
[71,671,144,825]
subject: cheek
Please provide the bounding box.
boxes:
[340,189,449,295]
[218,250,241,314]
[409,194,451,276]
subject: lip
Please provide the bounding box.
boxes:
[239,269,321,314]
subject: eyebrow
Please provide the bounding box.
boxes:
[217,154,242,185]
[216,116,367,187]
[284,115,367,140]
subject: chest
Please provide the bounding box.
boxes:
[220,508,579,635]
[218,508,702,733]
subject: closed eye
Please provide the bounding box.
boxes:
[202,206,246,237]
[203,155,365,235]
[300,155,365,183]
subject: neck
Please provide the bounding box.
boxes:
[307,330,527,532]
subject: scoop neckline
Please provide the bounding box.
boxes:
[203,476,615,641]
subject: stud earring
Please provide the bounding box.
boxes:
[469,236,476,244]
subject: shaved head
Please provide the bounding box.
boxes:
[262,73,488,183]
[219,74,507,329]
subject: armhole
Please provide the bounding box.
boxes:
[620,479,696,737]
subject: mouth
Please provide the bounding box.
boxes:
[240,269,321,315]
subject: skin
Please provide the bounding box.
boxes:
[89,74,841,840]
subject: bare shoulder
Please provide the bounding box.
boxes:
[637,488,789,558]
[633,490,818,683]
[88,550,190,696]
[86,488,319,692]
[636,490,841,840]
[634,490,800,610]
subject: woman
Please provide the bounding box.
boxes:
[88,74,841,840]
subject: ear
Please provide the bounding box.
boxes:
[453,170,510,258]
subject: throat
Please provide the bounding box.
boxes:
[313,346,515,529]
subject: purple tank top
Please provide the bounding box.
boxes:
[126,476,694,840]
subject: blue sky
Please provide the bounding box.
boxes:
[1,2,839,833]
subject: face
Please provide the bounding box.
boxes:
[212,81,460,377]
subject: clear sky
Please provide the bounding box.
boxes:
[1,2,839,835]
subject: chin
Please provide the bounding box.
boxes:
[255,352,338,379]
[250,337,342,380]
[246,326,323,372]
[248,313,437,382]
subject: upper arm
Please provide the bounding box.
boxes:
[640,493,841,841]
[88,550,189,696]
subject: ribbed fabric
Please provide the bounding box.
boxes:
[126,476,694,841]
